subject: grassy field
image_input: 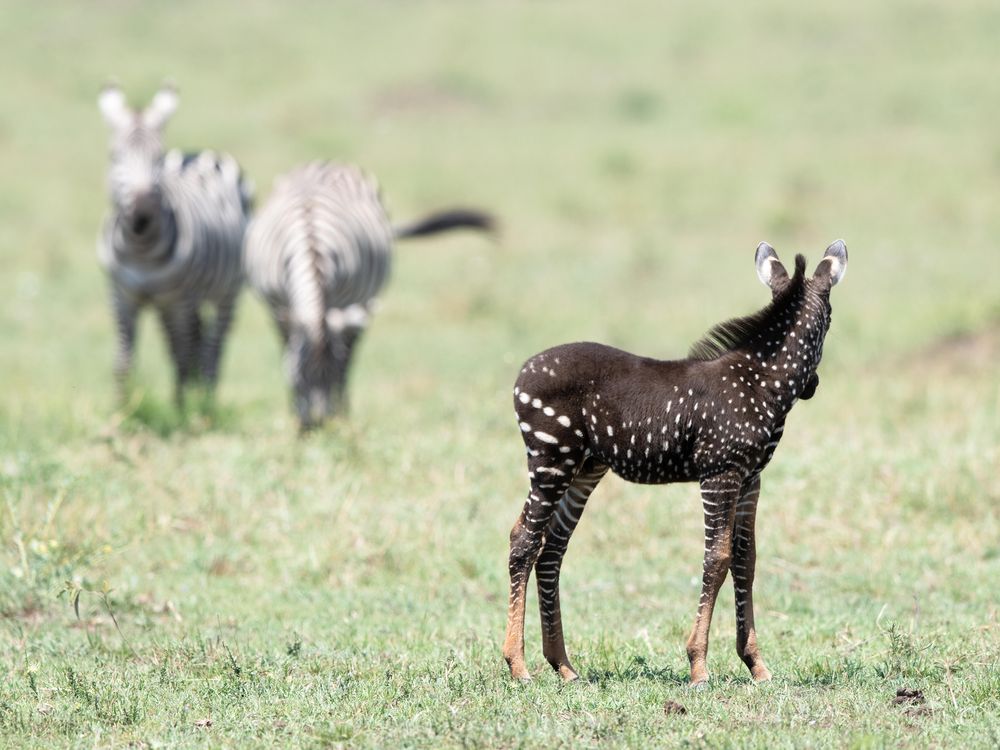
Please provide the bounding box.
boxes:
[1,1,999,747]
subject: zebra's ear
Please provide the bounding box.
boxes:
[143,85,179,130]
[814,239,848,287]
[755,242,789,289]
[98,85,132,131]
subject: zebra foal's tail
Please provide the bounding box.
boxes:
[393,208,495,240]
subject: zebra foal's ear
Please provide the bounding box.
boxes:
[814,239,848,287]
[143,84,179,130]
[98,84,132,131]
[754,242,789,289]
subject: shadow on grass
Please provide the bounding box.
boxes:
[111,388,367,457]
[786,657,869,688]
[584,655,689,687]
[113,387,243,437]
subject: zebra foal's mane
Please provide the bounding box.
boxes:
[688,254,807,361]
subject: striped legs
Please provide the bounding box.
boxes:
[732,475,771,682]
[200,294,238,391]
[110,287,139,406]
[503,456,582,681]
[327,306,370,417]
[329,327,362,416]
[535,458,608,681]
[686,472,741,685]
[158,300,201,406]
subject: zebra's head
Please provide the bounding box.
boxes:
[287,330,341,432]
[753,240,848,399]
[98,84,178,238]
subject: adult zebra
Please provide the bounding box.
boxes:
[97,84,252,406]
[244,161,493,430]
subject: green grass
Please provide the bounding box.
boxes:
[1,0,999,747]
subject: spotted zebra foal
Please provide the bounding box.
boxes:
[97,84,252,406]
[502,240,848,685]
[244,161,493,430]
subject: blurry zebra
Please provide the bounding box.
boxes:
[97,84,253,406]
[243,161,493,430]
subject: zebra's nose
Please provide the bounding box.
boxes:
[132,211,151,234]
[129,191,159,235]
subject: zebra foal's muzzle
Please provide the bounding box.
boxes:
[800,373,819,400]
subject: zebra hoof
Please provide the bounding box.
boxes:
[505,658,532,683]
[557,665,580,682]
[751,666,773,683]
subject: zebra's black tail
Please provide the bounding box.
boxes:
[393,208,496,240]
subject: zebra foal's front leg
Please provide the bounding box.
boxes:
[731,475,772,682]
[686,471,741,685]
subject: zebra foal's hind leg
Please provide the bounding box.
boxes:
[503,450,584,681]
[535,456,608,681]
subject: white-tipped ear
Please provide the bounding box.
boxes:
[142,85,179,130]
[817,239,848,286]
[98,85,132,130]
[754,241,786,288]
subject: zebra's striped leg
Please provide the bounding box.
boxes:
[201,295,237,392]
[685,472,741,685]
[330,327,362,417]
[111,288,139,406]
[536,457,608,681]
[503,460,581,682]
[732,475,771,682]
[158,301,200,407]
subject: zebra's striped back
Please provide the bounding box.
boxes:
[244,161,392,333]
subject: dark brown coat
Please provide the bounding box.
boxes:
[502,241,848,684]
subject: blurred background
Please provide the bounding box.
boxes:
[0,1,997,746]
